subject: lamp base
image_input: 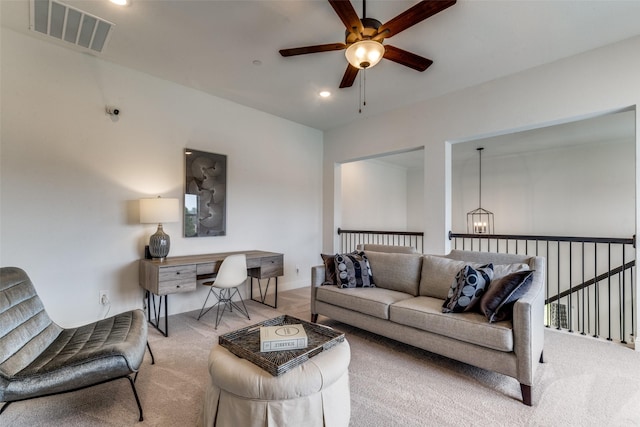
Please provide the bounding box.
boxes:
[149,224,170,260]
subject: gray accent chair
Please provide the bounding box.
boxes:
[0,267,151,421]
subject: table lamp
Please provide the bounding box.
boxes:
[140,196,179,260]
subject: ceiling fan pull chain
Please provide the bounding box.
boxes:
[358,72,362,114]
[363,68,367,107]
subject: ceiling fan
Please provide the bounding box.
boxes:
[279,0,457,89]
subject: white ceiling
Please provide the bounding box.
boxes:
[2,0,640,131]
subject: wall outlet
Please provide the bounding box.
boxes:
[99,290,110,305]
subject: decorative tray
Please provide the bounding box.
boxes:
[219,314,345,376]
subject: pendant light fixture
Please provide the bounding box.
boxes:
[466,147,494,234]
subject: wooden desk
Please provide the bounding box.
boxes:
[139,250,284,336]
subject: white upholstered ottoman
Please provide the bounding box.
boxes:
[199,339,351,427]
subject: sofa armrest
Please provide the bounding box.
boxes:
[312,265,326,287]
[512,257,546,387]
[310,265,326,315]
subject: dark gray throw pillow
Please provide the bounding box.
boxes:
[334,251,375,288]
[442,263,494,313]
[479,270,535,323]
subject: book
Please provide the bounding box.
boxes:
[260,324,308,352]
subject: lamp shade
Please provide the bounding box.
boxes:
[139,197,179,224]
[345,40,385,69]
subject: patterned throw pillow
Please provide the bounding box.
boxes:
[479,270,534,323]
[334,252,375,288]
[442,263,494,313]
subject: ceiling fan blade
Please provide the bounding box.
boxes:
[383,45,433,71]
[279,43,346,57]
[339,64,359,88]
[379,0,456,38]
[328,0,363,35]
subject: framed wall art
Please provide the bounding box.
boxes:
[184,148,226,237]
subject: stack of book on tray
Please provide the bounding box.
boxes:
[260,324,308,352]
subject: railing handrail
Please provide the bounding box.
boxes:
[545,260,636,304]
[449,231,635,246]
[339,228,424,237]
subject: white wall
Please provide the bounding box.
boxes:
[340,160,408,230]
[0,29,323,326]
[452,138,635,237]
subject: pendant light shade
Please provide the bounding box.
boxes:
[466,147,494,234]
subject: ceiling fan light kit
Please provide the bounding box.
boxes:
[345,40,385,69]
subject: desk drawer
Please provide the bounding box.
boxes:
[256,255,284,278]
[158,279,197,295]
[157,265,197,295]
[159,265,197,281]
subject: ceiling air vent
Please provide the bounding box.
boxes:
[29,0,114,53]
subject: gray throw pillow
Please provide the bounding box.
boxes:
[334,252,375,288]
[442,264,494,313]
[479,270,535,322]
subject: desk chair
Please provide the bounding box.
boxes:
[0,267,150,421]
[197,254,250,329]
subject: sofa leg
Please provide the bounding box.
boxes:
[539,350,544,363]
[311,313,318,323]
[520,384,532,406]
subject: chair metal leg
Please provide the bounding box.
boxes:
[0,402,11,415]
[199,286,251,329]
[147,341,155,365]
[126,375,144,422]
[197,286,217,320]
[229,288,250,320]
[0,376,144,421]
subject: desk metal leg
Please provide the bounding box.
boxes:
[146,291,168,337]
[250,277,278,308]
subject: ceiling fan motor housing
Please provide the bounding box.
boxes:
[345,18,383,44]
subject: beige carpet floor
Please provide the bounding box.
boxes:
[3,287,640,426]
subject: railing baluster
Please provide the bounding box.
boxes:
[607,243,612,341]
[446,231,634,344]
[581,241,586,336]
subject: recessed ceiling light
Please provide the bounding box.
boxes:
[319,91,331,98]
[110,0,130,6]
[252,60,262,66]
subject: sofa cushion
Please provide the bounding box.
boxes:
[316,286,414,320]
[480,270,535,323]
[390,296,514,352]
[442,264,493,313]
[365,251,423,296]
[357,244,417,254]
[335,252,374,288]
[419,256,468,299]
[493,263,530,279]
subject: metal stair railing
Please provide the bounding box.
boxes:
[449,231,636,345]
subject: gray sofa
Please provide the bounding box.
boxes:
[310,246,546,405]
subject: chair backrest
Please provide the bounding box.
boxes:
[0,267,62,379]
[213,254,248,289]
